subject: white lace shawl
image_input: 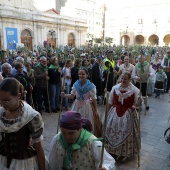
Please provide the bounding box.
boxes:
[0,102,43,141]
[108,83,140,105]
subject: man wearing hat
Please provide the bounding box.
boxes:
[161,50,170,93]
[48,111,115,170]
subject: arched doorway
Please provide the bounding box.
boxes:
[148,34,159,45]
[21,29,33,50]
[68,33,75,47]
[47,30,56,49]
[135,35,144,45]
[121,35,130,46]
[163,34,170,46]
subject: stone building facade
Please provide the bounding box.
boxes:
[0,0,87,51]
[56,0,104,41]
[105,0,170,46]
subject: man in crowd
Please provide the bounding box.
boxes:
[34,56,51,113]
[92,56,103,101]
[1,63,13,78]
[132,54,154,111]
[161,50,170,93]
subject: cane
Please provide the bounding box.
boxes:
[46,76,51,114]
[144,78,149,115]
[102,67,110,105]
[134,108,141,168]
[57,67,66,133]
[99,91,109,168]
[137,76,142,167]
[30,89,35,109]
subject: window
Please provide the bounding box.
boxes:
[138,19,143,24]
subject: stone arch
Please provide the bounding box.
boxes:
[121,35,130,46]
[163,34,170,46]
[20,29,33,50]
[68,33,75,47]
[135,35,144,45]
[47,29,57,49]
[148,34,159,45]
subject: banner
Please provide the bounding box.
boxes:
[6,27,18,50]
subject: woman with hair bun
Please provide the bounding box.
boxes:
[105,71,141,159]
[0,78,46,170]
[61,68,102,137]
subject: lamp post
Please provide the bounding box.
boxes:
[49,29,55,42]
[49,29,55,47]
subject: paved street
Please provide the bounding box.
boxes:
[42,93,170,170]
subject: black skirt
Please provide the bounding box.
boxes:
[155,81,164,89]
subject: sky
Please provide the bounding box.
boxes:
[34,0,55,11]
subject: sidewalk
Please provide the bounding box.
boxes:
[42,93,170,170]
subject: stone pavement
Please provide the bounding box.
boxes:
[42,93,170,170]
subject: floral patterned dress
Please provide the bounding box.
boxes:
[106,83,140,158]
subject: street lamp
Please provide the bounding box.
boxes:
[49,29,55,42]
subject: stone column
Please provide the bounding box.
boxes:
[36,25,43,47]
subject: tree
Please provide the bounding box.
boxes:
[94,38,102,44]
[105,37,113,44]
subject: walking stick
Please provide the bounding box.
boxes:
[137,76,142,167]
[144,78,149,115]
[46,77,51,114]
[30,90,34,109]
[102,66,110,105]
[56,67,66,133]
[99,91,109,168]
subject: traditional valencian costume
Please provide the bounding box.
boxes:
[48,111,115,170]
[71,79,102,137]
[132,60,154,111]
[0,102,44,170]
[105,83,140,158]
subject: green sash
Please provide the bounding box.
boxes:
[59,129,92,169]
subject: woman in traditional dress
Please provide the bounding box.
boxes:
[48,111,115,170]
[105,71,141,159]
[61,68,102,137]
[0,78,46,170]
[151,52,161,71]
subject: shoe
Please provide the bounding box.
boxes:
[155,95,158,98]
[146,106,149,111]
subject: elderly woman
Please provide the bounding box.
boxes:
[1,63,13,78]
[106,71,141,159]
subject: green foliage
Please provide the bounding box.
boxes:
[105,37,113,44]
[94,38,102,44]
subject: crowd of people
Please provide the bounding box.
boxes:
[0,45,170,169]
